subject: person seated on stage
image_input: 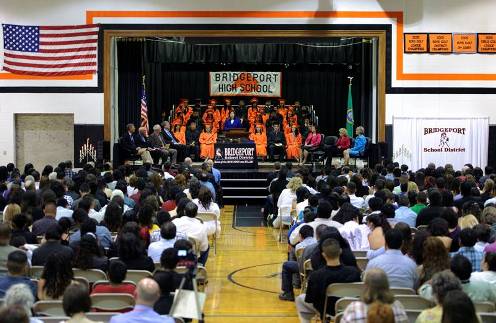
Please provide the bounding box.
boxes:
[208,99,222,130]
[221,98,233,126]
[160,120,186,162]
[267,123,286,162]
[120,124,153,164]
[202,105,216,128]
[172,123,186,145]
[185,121,201,161]
[329,128,351,159]
[286,125,302,162]
[250,113,265,133]
[187,109,202,129]
[277,99,287,119]
[171,111,184,128]
[239,114,250,131]
[249,124,267,159]
[149,124,177,165]
[300,118,311,139]
[223,111,242,131]
[199,124,217,160]
[248,97,258,124]
[343,126,367,165]
[300,124,322,165]
[238,99,247,117]
[286,109,298,128]
[267,110,283,128]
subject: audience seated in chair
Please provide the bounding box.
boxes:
[91,260,136,295]
[0,250,36,298]
[62,282,100,323]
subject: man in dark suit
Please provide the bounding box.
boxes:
[161,121,187,162]
[120,124,153,164]
[134,126,160,165]
[185,121,201,161]
[149,124,177,164]
[267,123,286,161]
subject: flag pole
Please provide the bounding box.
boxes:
[346,76,354,137]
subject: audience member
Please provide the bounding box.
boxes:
[62,282,99,323]
[117,232,154,272]
[0,223,19,274]
[394,195,417,227]
[450,254,496,303]
[450,227,483,272]
[38,253,74,300]
[418,237,450,286]
[471,252,496,286]
[110,278,174,323]
[148,222,177,263]
[295,238,361,321]
[92,260,136,295]
[0,251,35,298]
[365,229,418,289]
[416,270,462,323]
[32,199,58,236]
[32,224,73,266]
[3,284,39,323]
[340,268,408,323]
[440,290,479,323]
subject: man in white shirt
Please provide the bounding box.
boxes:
[346,182,365,209]
[55,197,73,221]
[289,201,342,245]
[172,202,209,264]
[148,222,177,262]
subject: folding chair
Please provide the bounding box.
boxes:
[74,276,90,291]
[85,312,121,322]
[278,206,292,243]
[33,300,65,316]
[323,283,365,318]
[174,318,186,323]
[92,280,136,291]
[73,268,108,283]
[352,250,367,258]
[29,265,44,279]
[390,287,416,296]
[197,212,218,255]
[405,310,422,323]
[334,297,358,314]
[90,293,135,312]
[395,295,432,310]
[154,262,162,272]
[173,266,208,292]
[355,257,368,271]
[334,312,344,323]
[416,225,429,231]
[125,270,153,285]
[188,237,202,257]
[300,259,313,294]
[474,302,496,312]
[479,312,496,323]
[33,317,69,323]
[295,247,305,261]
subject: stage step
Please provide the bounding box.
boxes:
[220,170,269,205]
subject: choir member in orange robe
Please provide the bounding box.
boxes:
[172,112,184,128]
[199,124,217,160]
[250,114,265,134]
[173,124,186,145]
[202,106,215,125]
[221,98,233,125]
[286,125,302,162]
[277,99,287,119]
[249,124,267,159]
[248,98,258,124]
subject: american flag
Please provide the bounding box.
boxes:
[140,77,149,133]
[2,23,99,76]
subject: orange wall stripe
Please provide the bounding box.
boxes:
[86,10,496,82]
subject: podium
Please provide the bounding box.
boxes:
[223,128,250,140]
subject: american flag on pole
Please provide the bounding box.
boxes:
[141,76,149,133]
[2,23,99,76]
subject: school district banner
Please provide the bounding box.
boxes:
[393,117,489,170]
[209,71,281,97]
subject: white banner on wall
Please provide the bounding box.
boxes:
[393,117,489,170]
[209,71,281,97]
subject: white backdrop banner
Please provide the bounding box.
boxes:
[393,117,489,170]
[209,71,281,97]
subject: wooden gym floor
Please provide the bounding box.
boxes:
[203,206,299,322]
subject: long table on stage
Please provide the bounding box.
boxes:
[213,142,258,169]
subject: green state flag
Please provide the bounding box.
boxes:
[346,81,354,136]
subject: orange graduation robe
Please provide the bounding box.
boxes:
[173,126,186,145]
[286,133,302,160]
[250,132,267,157]
[199,131,217,159]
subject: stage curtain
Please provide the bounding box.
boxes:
[117,38,372,139]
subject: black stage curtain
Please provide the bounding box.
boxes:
[117,38,373,138]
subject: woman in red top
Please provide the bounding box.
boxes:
[334,127,351,155]
[91,259,136,296]
[300,124,322,165]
